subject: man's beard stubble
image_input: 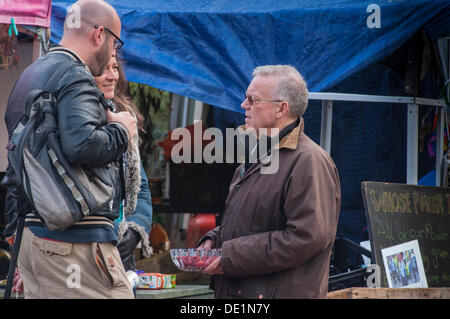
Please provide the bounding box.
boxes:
[92,40,111,77]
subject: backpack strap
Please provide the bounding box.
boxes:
[48,149,90,216]
[3,193,26,299]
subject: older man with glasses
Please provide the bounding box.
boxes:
[198,65,341,299]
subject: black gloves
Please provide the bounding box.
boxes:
[117,228,141,272]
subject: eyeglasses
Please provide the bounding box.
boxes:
[244,94,283,105]
[94,25,124,50]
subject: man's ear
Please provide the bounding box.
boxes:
[92,26,103,47]
[277,101,290,119]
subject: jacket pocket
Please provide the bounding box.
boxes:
[74,165,114,210]
[92,242,119,288]
[23,148,78,230]
[32,237,72,256]
[228,277,276,299]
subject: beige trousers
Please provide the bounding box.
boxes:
[18,227,134,299]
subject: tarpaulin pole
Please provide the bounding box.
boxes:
[407,103,419,185]
[320,100,333,154]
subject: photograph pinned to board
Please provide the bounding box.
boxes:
[381,239,428,288]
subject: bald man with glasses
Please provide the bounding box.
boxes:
[4,0,136,298]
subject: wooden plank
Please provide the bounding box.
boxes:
[328,287,450,299]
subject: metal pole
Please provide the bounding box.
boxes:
[309,92,414,104]
[309,92,444,106]
[407,104,419,185]
[436,108,445,186]
[181,96,188,128]
[435,37,449,186]
[320,100,333,154]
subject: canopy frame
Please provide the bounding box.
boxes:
[313,92,447,186]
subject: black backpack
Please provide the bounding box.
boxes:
[7,89,118,230]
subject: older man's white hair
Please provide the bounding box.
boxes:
[252,65,309,117]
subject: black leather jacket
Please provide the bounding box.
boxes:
[3,46,129,234]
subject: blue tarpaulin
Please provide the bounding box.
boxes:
[50,0,450,113]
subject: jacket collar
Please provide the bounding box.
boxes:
[275,117,304,151]
[48,45,86,65]
[236,116,304,152]
[236,117,304,180]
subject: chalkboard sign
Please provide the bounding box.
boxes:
[362,181,450,287]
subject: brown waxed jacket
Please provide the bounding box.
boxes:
[201,117,341,299]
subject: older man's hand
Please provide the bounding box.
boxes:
[202,256,224,275]
[197,239,213,250]
[197,239,224,275]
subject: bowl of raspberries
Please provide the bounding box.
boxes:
[170,248,222,271]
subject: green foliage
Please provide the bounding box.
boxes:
[128,82,170,176]
[128,83,170,227]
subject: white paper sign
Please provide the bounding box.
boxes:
[381,239,428,288]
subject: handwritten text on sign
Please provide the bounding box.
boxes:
[369,190,449,215]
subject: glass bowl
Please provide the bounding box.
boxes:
[170,248,222,272]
